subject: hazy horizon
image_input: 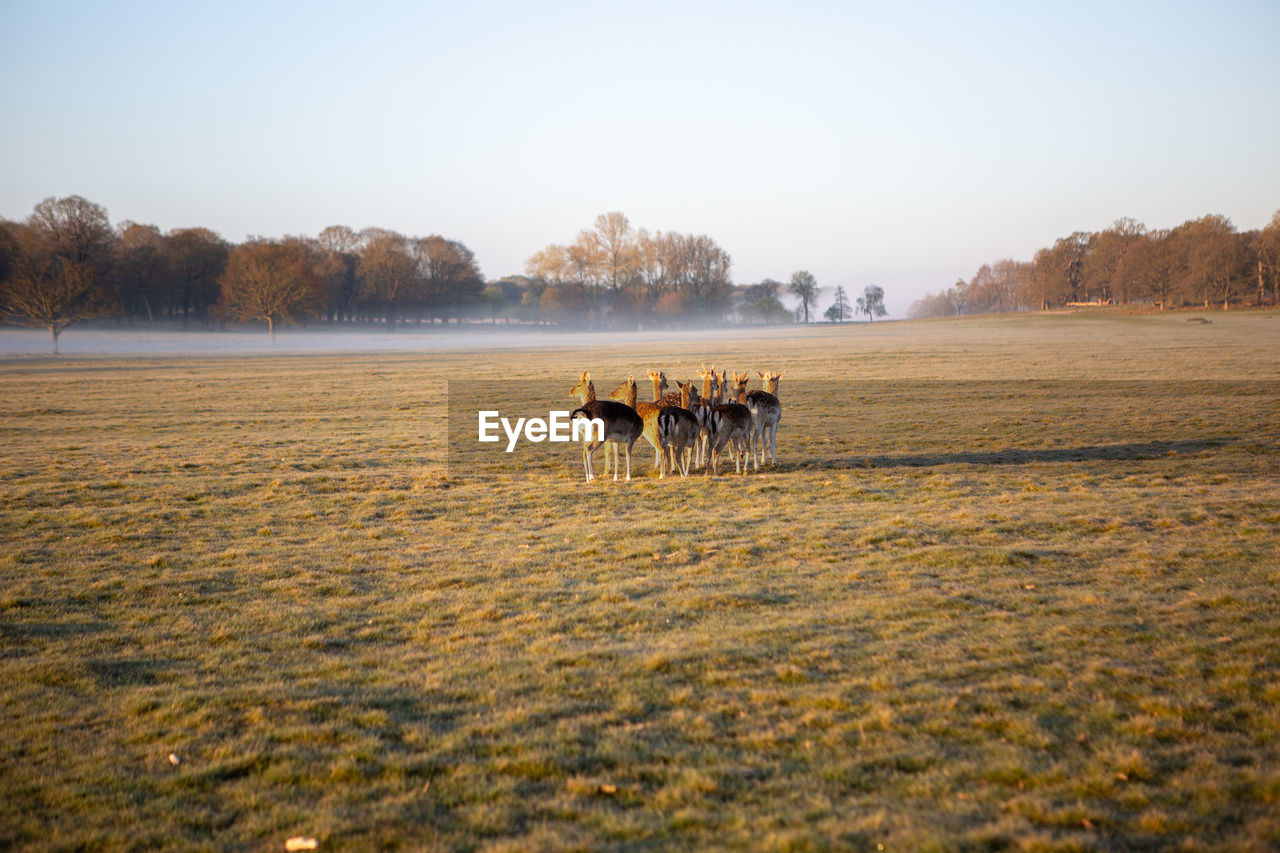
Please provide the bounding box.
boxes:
[3,0,1278,317]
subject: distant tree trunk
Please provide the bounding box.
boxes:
[50,325,59,355]
[267,315,275,342]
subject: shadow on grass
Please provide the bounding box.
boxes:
[810,437,1237,470]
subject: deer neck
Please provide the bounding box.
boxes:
[650,375,664,402]
[680,386,692,408]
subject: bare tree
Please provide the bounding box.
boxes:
[412,234,484,322]
[566,232,604,320]
[28,195,115,267]
[1179,215,1244,308]
[357,228,416,328]
[164,227,228,325]
[1083,218,1146,304]
[111,222,167,324]
[592,212,638,302]
[216,238,321,340]
[0,197,116,353]
[314,225,360,323]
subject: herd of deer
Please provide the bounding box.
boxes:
[568,366,784,482]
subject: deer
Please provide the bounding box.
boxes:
[657,379,700,477]
[608,369,673,472]
[746,370,784,469]
[654,370,690,407]
[708,371,754,475]
[570,370,611,476]
[567,371,643,482]
[692,365,719,469]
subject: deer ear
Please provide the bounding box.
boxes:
[777,371,785,379]
[757,371,765,379]
[584,371,591,381]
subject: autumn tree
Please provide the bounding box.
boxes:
[0,196,116,353]
[789,270,818,322]
[524,244,571,323]
[216,238,321,339]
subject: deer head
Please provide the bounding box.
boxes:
[570,372,594,403]
[757,370,784,395]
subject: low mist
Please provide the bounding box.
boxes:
[0,325,811,357]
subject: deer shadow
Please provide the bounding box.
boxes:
[797,437,1236,470]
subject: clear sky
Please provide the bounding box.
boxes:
[2,0,1278,316]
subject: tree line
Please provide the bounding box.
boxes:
[521,213,888,328]
[0,195,487,350]
[1,199,883,349]
[521,212,734,327]
[909,211,1280,319]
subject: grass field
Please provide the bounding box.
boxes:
[2,312,1279,851]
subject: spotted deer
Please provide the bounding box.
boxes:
[657,380,700,477]
[708,371,754,475]
[568,372,643,482]
[746,370,784,468]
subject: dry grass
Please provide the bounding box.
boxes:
[2,312,1279,851]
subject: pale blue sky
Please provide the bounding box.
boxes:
[2,0,1278,315]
